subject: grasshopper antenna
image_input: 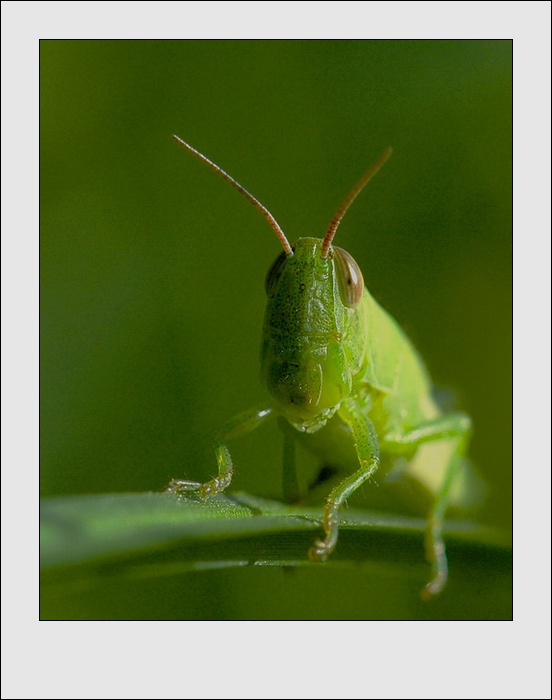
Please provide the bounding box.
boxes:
[321,147,393,259]
[173,135,293,256]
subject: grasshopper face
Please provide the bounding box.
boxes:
[261,238,366,432]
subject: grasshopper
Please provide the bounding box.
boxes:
[167,135,476,598]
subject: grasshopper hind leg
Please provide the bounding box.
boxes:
[421,438,469,600]
[383,413,472,599]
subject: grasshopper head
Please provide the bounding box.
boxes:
[260,238,367,431]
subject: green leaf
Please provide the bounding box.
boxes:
[41,491,510,584]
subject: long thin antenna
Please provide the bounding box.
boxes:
[173,135,293,256]
[320,147,393,259]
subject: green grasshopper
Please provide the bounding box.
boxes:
[167,135,477,598]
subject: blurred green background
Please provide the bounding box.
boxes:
[41,39,511,619]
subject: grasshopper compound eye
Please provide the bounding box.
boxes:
[332,246,364,308]
[265,250,288,297]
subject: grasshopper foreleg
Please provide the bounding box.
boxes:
[308,397,380,562]
[165,406,274,498]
